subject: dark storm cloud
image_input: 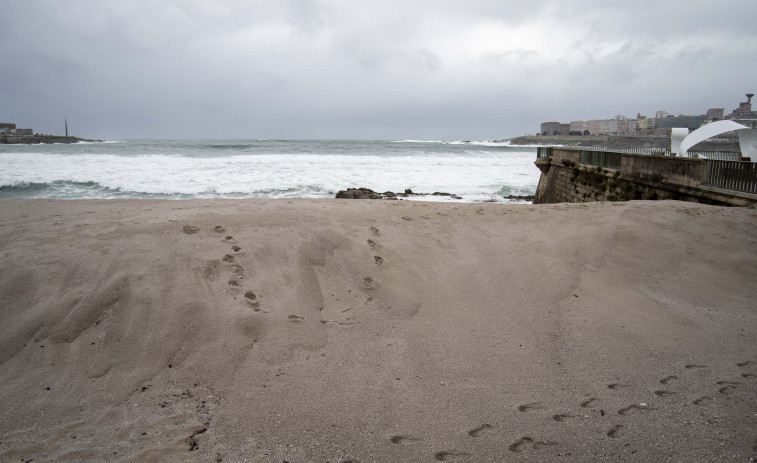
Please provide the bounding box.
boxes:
[1,0,756,139]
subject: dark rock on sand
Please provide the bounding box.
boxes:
[336,187,462,200]
[503,194,535,201]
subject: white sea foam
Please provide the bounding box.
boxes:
[0,140,539,201]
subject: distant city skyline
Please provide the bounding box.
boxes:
[540,93,756,137]
[2,1,757,140]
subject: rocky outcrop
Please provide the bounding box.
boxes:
[336,187,462,200]
[503,194,535,201]
[335,188,387,199]
[0,135,102,144]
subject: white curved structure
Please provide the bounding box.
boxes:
[670,128,689,157]
[678,120,752,158]
[738,129,757,160]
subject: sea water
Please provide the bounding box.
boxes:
[0,139,539,202]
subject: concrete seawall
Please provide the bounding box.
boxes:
[534,148,757,206]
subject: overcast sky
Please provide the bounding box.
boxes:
[1,0,756,140]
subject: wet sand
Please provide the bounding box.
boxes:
[0,199,755,462]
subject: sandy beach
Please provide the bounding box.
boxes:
[0,198,755,462]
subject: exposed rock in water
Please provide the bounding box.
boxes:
[335,187,462,200]
[335,188,385,199]
[503,194,535,202]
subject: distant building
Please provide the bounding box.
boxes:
[14,128,33,135]
[637,117,658,134]
[706,108,725,121]
[0,123,16,132]
[540,122,570,136]
[730,93,756,129]
[540,94,756,137]
[570,120,590,135]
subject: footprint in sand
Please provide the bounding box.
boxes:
[231,245,241,252]
[580,397,599,408]
[228,278,242,287]
[659,375,678,385]
[374,256,384,265]
[214,226,225,233]
[693,395,713,406]
[607,424,625,438]
[367,239,379,249]
[685,364,708,369]
[223,254,236,264]
[508,436,555,453]
[182,225,200,234]
[618,404,653,415]
[288,315,304,322]
[467,424,492,437]
[607,383,630,390]
[716,381,743,394]
[231,265,244,277]
[390,435,422,445]
[434,450,469,461]
[363,277,375,289]
[737,362,756,378]
[654,390,677,397]
[552,414,580,422]
[244,291,260,308]
[369,226,380,236]
[518,402,544,412]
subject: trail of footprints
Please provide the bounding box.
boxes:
[213,227,268,314]
[193,225,757,460]
[186,224,267,315]
[374,360,756,462]
[203,224,388,324]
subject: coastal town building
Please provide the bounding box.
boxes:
[539,93,754,137]
[706,108,725,121]
[729,94,756,129]
[540,121,570,136]
[0,122,34,135]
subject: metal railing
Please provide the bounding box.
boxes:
[579,150,622,169]
[536,146,738,159]
[703,160,757,193]
[692,151,740,161]
[587,146,672,156]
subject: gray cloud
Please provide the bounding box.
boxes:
[1,0,756,139]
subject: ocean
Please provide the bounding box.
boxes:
[0,139,539,202]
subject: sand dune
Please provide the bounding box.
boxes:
[0,199,755,462]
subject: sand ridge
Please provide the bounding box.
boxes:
[0,199,755,462]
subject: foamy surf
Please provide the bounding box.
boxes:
[0,140,539,202]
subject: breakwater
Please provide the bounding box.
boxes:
[533,147,757,206]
